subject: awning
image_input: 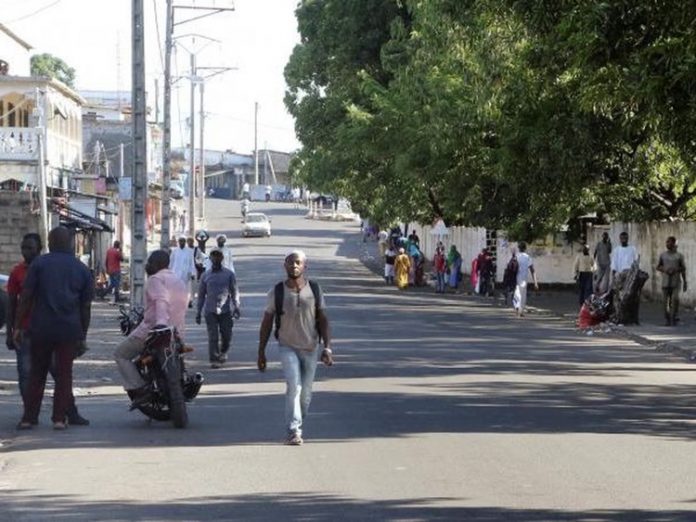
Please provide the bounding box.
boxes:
[53,200,113,232]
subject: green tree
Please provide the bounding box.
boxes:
[286,0,696,240]
[30,53,76,88]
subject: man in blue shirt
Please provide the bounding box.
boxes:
[14,226,93,430]
[196,248,240,368]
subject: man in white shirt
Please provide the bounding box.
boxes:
[169,235,196,306]
[611,231,643,324]
[611,231,638,275]
[242,182,250,200]
[513,242,539,317]
[205,234,235,273]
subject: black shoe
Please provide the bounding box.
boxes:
[67,412,90,426]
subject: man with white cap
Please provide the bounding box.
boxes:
[257,250,333,446]
[205,234,235,274]
[169,235,196,307]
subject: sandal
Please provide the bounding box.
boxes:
[16,421,33,430]
[53,421,67,431]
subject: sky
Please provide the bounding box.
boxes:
[4,0,302,155]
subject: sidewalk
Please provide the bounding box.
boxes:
[357,235,696,360]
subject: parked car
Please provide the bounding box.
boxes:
[0,274,8,331]
[241,212,272,238]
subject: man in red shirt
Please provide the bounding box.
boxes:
[105,240,124,303]
[8,232,89,427]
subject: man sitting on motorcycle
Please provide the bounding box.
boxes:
[114,250,189,407]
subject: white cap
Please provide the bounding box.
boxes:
[285,250,307,262]
[178,234,186,240]
[216,233,227,241]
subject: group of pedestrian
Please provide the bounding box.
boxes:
[569,231,687,326]
[378,227,430,289]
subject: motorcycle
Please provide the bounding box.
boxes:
[118,306,203,428]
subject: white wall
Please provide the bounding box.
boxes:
[408,220,696,306]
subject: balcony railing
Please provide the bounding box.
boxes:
[0,127,39,161]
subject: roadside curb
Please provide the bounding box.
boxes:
[524,304,695,362]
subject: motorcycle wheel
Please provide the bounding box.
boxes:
[165,355,188,428]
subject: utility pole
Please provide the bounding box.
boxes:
[161,2,235,245]
[131,0,148,306]
[254,101,259,185]
[198,80,205,220]
[188,52,196,238]
[160,0,173,249]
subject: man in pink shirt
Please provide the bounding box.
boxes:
[114,250,188,407]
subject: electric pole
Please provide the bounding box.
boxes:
[254,101,259,185]
[161,0,173,249]
[131,0,147,306]
[161,2,235,244]
[198,80,205,220]
[188,52,196,238]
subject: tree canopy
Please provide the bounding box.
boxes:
[30,53,76,88]
[285,0,696,239]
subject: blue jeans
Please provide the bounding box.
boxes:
[436,272,446,293]
[108,272,121,301]
[279,345,319,436]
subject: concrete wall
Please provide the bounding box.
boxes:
[0,191,39,274]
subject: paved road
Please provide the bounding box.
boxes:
[1,199,696,521]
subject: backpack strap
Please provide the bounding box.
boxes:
[308,279,323,342]
[273,281,284,340]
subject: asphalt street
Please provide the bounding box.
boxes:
[1,199,696,521]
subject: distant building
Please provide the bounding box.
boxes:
[173,147,294,199]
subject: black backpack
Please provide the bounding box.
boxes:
[503,255,519,288]
[274,280,323,341]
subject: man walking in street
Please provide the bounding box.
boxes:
[205,234,236,273]
[196,248,241,368]
[6,233,89,426]
[593,232,612,293]
[512,242,539,317]
[169,235,196,307]
[657,236,687,326]
[14,227,93,430]
[105,240,124,303]
[257,251,333,446]
[114,250,188,408]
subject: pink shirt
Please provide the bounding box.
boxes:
[131,268,189,340]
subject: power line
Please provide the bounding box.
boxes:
[151,0,165,73]
[6,0,63,23]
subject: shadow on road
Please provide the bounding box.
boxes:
[1,490,693,521]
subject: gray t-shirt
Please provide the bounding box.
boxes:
[265,281,326,351]
[657,250,685,289]
[594,240,612,267]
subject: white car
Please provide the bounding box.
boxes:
[242,212,271,238]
